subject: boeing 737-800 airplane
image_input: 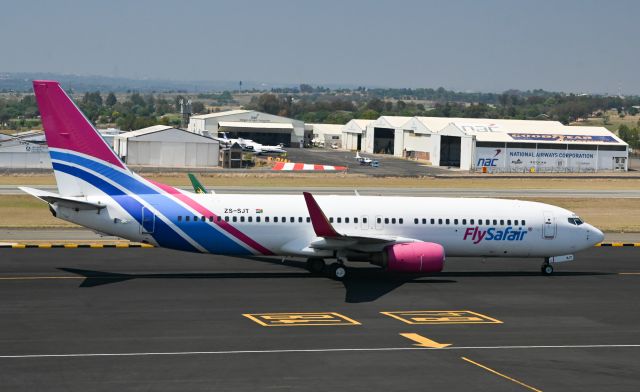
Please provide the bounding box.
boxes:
[22,81,604,279]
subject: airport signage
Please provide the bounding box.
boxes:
[508,133,617,143]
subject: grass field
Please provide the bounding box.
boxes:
[1,194,637,232]
[2,173,640,190]
[571,110,640,132]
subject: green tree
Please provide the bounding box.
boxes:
[105,92,117,106]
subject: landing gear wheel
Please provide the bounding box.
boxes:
[306,258,326,274]
[541,263,554,276]
[328,263,347,281]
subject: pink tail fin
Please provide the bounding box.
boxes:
[33,80,127,170]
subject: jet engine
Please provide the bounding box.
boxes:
[383,242,445,273]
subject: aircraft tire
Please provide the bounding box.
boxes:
[306,258,326,274]
[328,263,347,281]
[541,264,554,276]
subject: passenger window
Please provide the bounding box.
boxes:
[274,217,278,223]
[446,219,450,225]
[265,217,270,222]
[345,217,349,223]
[240,216,245,222]
[232,216,237,222]
[514,220,519,226]
[298,217,303,223]
[422,218,426,224]
[454,219,458,225]
[248,216,253,222]
[330,217,334,223]
[522,220,526,225]
[377,217,381,224]
[438,219,443,224]
[224,216,229,222]
[500,219,504,225]
[217,216,222,222]
[354,217,359,223]
[399,218,403,224]
[507,220,511,225]
[384,218,389,224]
[256,216,261,223]
[281,216,285,223]
[194,216,198,222]
[337,217,342,223]
[185,216,190,222]
[178,216,182,222]
[431,219,435,224]
[391,218,396,224]
[462,219,466,225]
[290,217,295,223]
[306,217,311,223]
[493,220,497,225]
[470,219,474,225]
[414,218,419,224]
[209,216,214,222]
[363,217,367,223]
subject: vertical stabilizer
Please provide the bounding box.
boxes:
[33,80,129,196]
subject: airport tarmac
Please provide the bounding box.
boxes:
[0,247,639,391]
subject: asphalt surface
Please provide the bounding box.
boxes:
[0,247,639,391]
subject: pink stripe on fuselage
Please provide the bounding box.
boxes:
[148,180,274,255]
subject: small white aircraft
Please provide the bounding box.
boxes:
[23,80,605,280]
[218,132,286,155]
[355,151,372,165]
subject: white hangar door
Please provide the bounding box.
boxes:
[185,143,198,167]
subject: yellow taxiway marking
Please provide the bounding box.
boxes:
[461,356,542,392]
[400,333,451,348]
[243,312,361,327]
[619,272,640,275]
[382,310,503,325]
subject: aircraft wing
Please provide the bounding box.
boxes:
[19,187,106,211]
[302,192,422,252]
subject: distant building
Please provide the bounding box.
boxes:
[113,125,219,167]
[306,123,344,148]
[342,119,374,150]
[188,110,306,147]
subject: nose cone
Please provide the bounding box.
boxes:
[587,225,605,246]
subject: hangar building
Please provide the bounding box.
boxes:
[113,125,219,167]
[342,119,373,150]
[306,123,344,148]
[355,116,628,172]
[188,110,306,147]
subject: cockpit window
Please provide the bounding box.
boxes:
[568,217,584,225]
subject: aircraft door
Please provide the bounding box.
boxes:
[375,215,383,230]
[141,207,155,234]
[361,215,369,230]
[543,211,556,239]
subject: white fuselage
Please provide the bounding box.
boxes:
[59,192,602,259]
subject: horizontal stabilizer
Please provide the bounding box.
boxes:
[19,186,106,211]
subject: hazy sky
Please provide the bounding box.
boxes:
[2,0,639,93]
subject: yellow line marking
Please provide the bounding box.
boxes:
[461,356,542,392]
[0,276,84,280]
[619,272,640,275]
[11,244,25,248]
[243,312,361,327]
[400,333,451,348]
[382,310,503,325]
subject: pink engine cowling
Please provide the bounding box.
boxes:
[385,242,445,273]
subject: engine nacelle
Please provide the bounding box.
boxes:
[384,242,445,273]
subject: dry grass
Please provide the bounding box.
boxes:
[0,195,637,232]
[2,173,640,190]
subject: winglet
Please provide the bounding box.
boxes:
[188,173,211,194]
[303,192,340,237]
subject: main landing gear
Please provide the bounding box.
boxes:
[306,258,347,280]
[541,257,554,276]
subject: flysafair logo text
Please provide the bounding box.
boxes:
[463,226,527,244]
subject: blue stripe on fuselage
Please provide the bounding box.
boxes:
[52,162,198,253]
[50,155,252,255]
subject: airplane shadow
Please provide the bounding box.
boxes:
[58,256,613,303]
